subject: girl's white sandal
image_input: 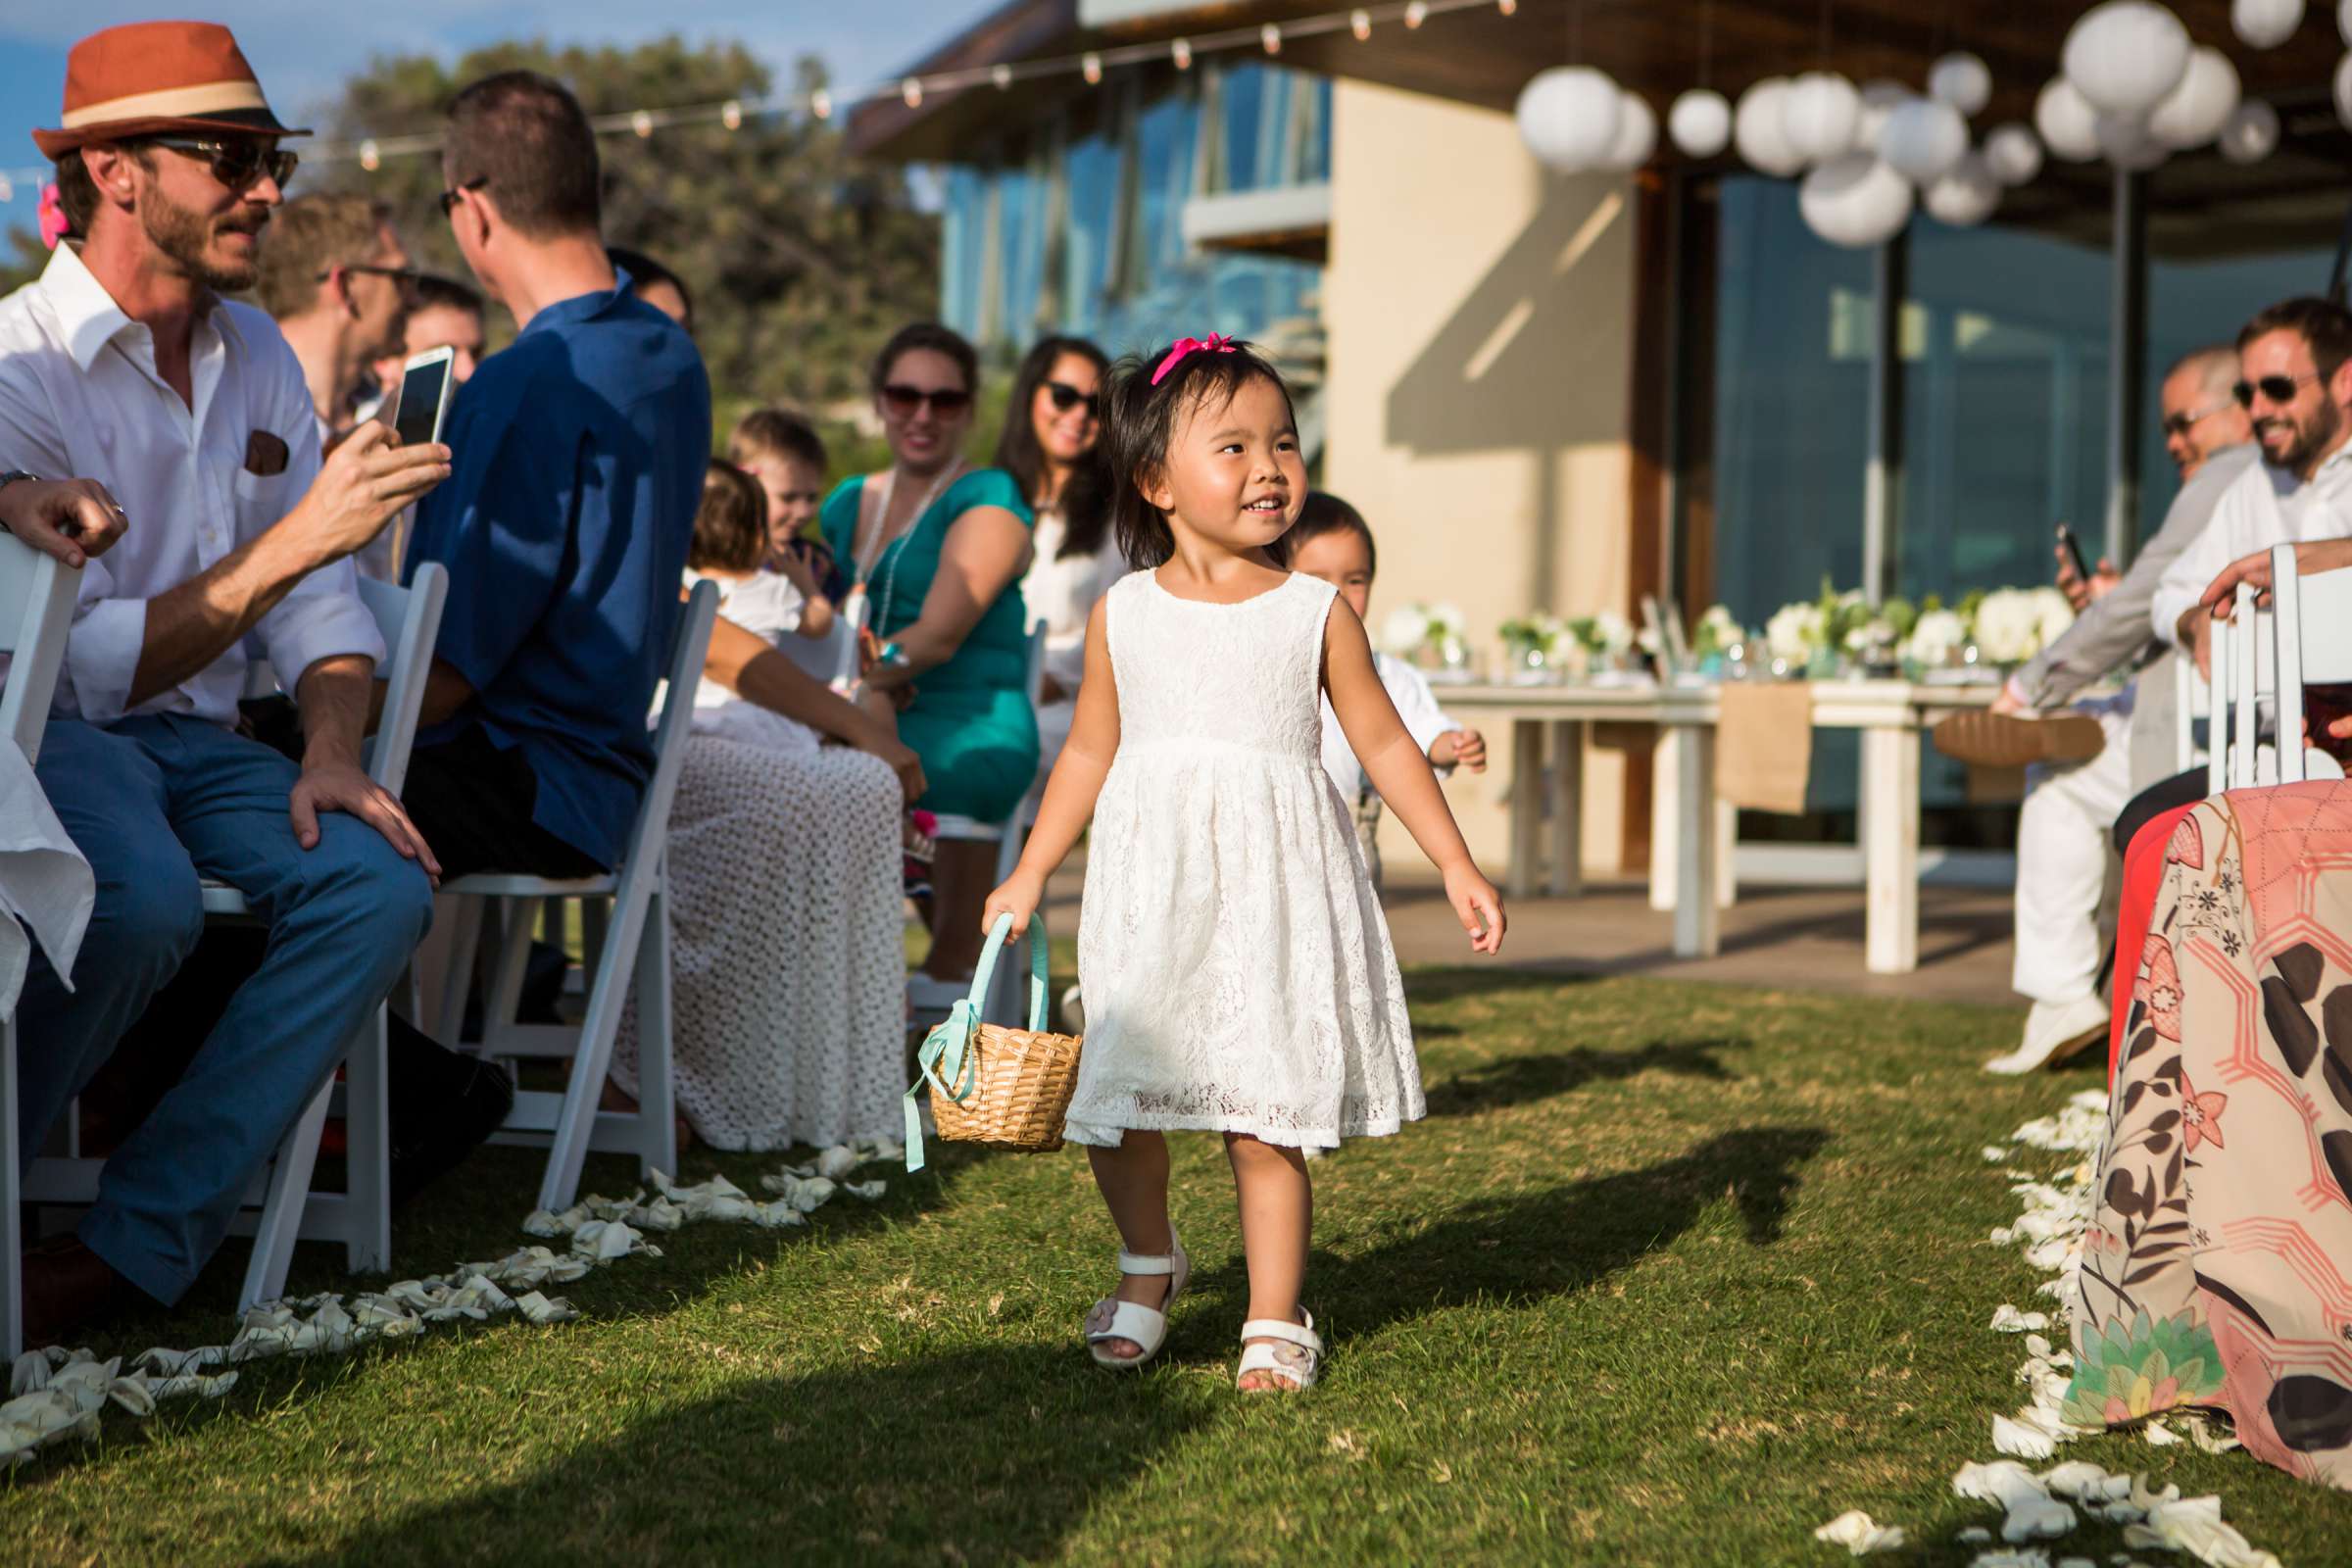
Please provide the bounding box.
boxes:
[1084,1236,1189,1369]
[1235,1309,1322,1393]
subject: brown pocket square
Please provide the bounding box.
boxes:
[244,429,289,476]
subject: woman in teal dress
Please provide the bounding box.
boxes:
[821,322,1038,1003]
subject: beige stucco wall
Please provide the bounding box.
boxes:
[1320,78,1638,874]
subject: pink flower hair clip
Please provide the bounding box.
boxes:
[37,184,70,251]
[1150,332,1235,386]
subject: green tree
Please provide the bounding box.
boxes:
[5,35,943,463]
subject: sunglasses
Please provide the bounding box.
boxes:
[1043,379,1101,417]
[2160,399,2230,438]
[2233,370,2322,408]
[880,383,972,416]
[438,176,488,217]
[147,136,296,192]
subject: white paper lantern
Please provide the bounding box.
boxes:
[1782,71,1862,164]
[1515,66,1622,171]
[2035,77,2103,161]
[2149,46,2240,146]
[1598,90,1657,171]
[2338,51,2352,129]
[1929,52,1993,116]
[2063,1,2192,118]
[2095,111,2170,169]
[1799,154,1914,248]
[1668,88,1733,157]
[2230,0,2305,47]
[1854,81,1910,151]
[2219,97,2281,161]
[1734,78,1805,176]
[2342,0,2352,42]
[1881,96,1968,182]
[1924,152,2002,225]
[1983,122,2043,185]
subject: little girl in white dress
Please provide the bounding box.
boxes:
[984,334,1505,1393]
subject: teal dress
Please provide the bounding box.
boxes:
[820,468,1040,823]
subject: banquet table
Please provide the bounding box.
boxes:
[1435,678,1999,975]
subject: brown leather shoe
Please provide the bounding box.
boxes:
[21,1236,135,1349]
[1932,710,2107,768]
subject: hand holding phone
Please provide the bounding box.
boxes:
[2054,522,2090,584]
[381,346,457,449]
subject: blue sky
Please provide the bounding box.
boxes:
[0,1,998,227]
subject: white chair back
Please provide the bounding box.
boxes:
[0,535,78,760]
[2208,544,2350,791]
[358,564,447,794]
[2262,541,2352,785]
[2175,650,2207,775]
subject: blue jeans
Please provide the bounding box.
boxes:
[14,714,433,1303]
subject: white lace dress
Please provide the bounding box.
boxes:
[1065,571,1421,1152]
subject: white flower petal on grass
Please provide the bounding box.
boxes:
[845,1180,886,1200]
[1813,1510,1908,1554]
[2142,1418,2181,1446]
[1957,1526,1992,1544]
[815,1145,859,1179]
[1969,1549,2051,1568]
[1993,1413,2061,1459]
[2037,1461,2113,1498]
[514,1291,578,1325]
[1990,1304,2050,1333]
[2003,1495,2077,1542]
[1955,1460,2048,1508]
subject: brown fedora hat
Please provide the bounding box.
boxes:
[32,22,310,160]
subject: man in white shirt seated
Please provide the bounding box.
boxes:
[2111,295,2352,855]
[0,22,450,1348]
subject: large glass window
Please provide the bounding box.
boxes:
[996,156,1046,345]
[1059,114,1121,340]
[939,165,987,338]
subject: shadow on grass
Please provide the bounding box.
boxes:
[278,1127,1830,1567]
[1401,964,1602,1007]
[1422,1036,1744,1116]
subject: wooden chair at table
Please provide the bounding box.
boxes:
[0,532,82,1359]
[18,564,449,1318]
[429,582,715,1213]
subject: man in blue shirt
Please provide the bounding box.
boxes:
[397,70,710,876]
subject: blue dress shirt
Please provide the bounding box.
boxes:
[405,272,710,868]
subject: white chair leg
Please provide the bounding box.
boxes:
[238,1059,339,1311]
[3,1018,24,1359]
[344,1008,390,1273]
[535,891,657,1212]
[433,895,486,1049]
[632,886,677,1178]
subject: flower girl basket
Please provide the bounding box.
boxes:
[903,913,1084,1171]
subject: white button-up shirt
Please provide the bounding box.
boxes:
[1319,649,1465,803]
[2150,438,2352,646]
[0,244,381,725]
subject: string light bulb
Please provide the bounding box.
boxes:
[631,110,654,138]
[901,77,923,109]
[1172,37,1193,70]
[1405,1,1428,26]
[721,100,742,130]
[1082,51,1102,84]
[811,87,833,120]
[1350,9,1372,38]
[992,63,1013,89]
[1262,22,1283,54]
[358,139,380,172]
[1498,0,1518,13]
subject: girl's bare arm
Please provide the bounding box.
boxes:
[983,595,1120,930]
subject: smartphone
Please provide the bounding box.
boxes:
[2055,522,2091,582]
[382,346,456,449]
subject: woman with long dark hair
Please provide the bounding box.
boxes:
[996,334,1125,786]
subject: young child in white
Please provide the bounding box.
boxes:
[1286,491,1488,889]
[984,334,1506,1394]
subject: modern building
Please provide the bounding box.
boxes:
[853,0,2351,877]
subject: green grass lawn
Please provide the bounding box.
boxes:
[7,970,2349,1564]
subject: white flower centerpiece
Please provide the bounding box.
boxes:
[1566,609,1645,684]
[1496,612,1568,684]
[1379,601,1472,682]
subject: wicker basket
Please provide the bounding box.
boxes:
[903,913,1083,1170]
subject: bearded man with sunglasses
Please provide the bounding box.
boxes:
[0,22,451,1345]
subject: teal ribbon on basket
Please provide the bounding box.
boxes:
[904,911,1054,1172]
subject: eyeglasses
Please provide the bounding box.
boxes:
[880,383,972,416]
[146,137,296,192]
[2233,370,2322,409]
[2160,399,2230,438]
[321,263,422,294]
[438,177,487,217]
[1043,379,1101,417]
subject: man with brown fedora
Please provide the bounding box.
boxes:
[0,21,451,1347]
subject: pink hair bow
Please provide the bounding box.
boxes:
[1150,332,1235,386]
[37,184,69,251]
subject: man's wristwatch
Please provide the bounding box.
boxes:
[0,470,37,533]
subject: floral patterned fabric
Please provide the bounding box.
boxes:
[2073,781,2352,1490]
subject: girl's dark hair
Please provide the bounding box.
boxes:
[870,320,978,397]
[691,459,768,573]
[610,246,693,331]
[1288,491,1377,576]
[994,335,1114,562]
[1103,337,1295,570]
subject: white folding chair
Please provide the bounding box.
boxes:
[0,534,82,1359]
[2206,545,2348,793]
[918,621,1050,1029]
[2260,541,2352,786]
[432,582,716,1212]
[21,564,448,1315]
[2174,650,2208,775]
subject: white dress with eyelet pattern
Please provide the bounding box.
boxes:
[1064,571,1421,1151]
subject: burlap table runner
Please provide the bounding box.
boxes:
[1715,682,1813,814]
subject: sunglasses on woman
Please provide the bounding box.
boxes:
[1044,379,1101,417]
[2233,371,2322,408]
[147,136,297,192]
[881,384,972,416]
